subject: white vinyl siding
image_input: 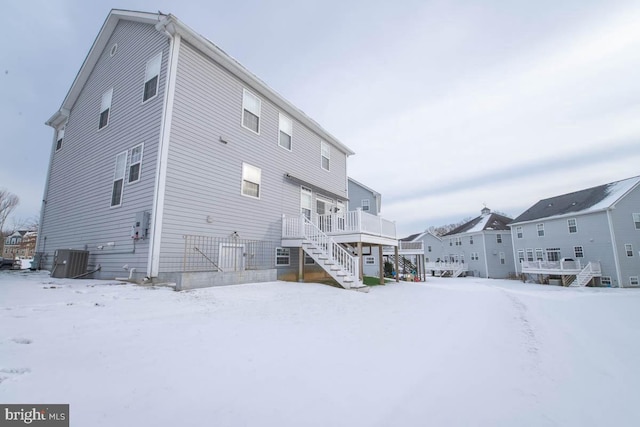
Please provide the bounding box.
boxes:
[128,144,144,183]
[567,218,577,233]
[99,88,113,129]
[278,113,292,150]
[321,141,330,171]
[111,151,127,207]
[275,247,290,266]
[241,163,261,199]
[242,89,261,134]
[143,52,162,102]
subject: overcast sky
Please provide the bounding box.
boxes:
[2,0,640,237]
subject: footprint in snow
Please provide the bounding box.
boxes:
[11,338,32,344]
[0,367,31,384]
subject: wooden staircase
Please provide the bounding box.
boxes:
[570,262,601,287]
[301,217,367,292]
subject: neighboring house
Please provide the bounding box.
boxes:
[382,232,428,280]
[408,230,444,264]
[39,10,397,290]
[348,177,381,215]
[436,208,515,278]
[510,176,640,287]
[3,230,37,259]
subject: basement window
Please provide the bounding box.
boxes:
[275,247,290,266]
[278,113,292,150]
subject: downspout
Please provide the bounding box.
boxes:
[510,226,519,276]
[482,233,489,278]
[606,208,623,287]
[147,18,181,278]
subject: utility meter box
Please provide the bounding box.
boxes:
[132,211,150,240]
[52,249,89,278]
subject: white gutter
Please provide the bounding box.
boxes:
[482,233,490,278]
[147,20,181,278]
[606,208,623,288]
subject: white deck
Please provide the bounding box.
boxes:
[520,260,601,276]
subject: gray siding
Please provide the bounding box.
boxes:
[347,180,379,215]
[158,41,348,271]
[422,233,443,263]
[443,231,515,278]
[511,211,618,283]
[39,21,168,278]
[609,184,640,286]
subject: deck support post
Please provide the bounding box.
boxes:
[378,244,384,285]
[394,245,399,282]
[357,241,363,281]
[298,247,304,282]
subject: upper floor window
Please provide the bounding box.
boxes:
[496,234,502,243]
[428,245,432,252]
[99,88,113,130]
[321,141,330,171]
[567,218,577,233]
[143,52,162,102]
[625,243,633,257]
[361,199,370,211]
[55,125,65,151]
[242,89,261,134]
[537,223,545,237]
[241,163,261,199]
[633,213,640,230]
[278,113,292,150]
[128,144,144,183]
[111,151,127,207]
[470,236,473,244]
[516,226,523,239]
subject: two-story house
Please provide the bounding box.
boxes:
[40,10,397,290]
[3,230,37,260]
[435,208,515,278]
[510,176,640,287]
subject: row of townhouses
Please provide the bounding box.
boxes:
[407,176,640,288]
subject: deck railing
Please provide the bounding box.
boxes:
[283,209,396,239]
[521,259,582,272]
[382,241,424,253]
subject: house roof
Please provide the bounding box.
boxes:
[511,175,640,224]
[46,9,355,157]
[402,230,442,242]
[401,233,421,242]
[347,177,381,198]
[444,210,513,236]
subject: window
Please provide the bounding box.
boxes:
[499,252,505,265]
[625,243,633,257]
[537,223,545,237]
[361,199,370,211]
[535,248,544,261]
[601,276,612,286]
[128,144,143,183]
[633,213,640,230]
[526,249,534,262]
[304,254,315,265]
[111,151,127,207]
[275,247,290,266]
[428,245,432,252]
[55,125,65,151]
[241,163,261,198]
[517,249,524,263]
[516,226,523,239]
[567,218,577,233]
[321,141,330,171]
[301,187,312,220]
[496,234,502,243]
[242,89,261,133]
[449,240,452,246]
[99,88,113,129]
[470,236,474,245]
[471,252,479,261]
[143,52,162,102]
[365,256,376,265]
[574,246,584,258]
[278,113,292,150]
[546,248,561,262]
[630,276,639,287]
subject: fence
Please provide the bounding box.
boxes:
[159,235,278,273]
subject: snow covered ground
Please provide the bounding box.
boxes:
[1,271,640,426]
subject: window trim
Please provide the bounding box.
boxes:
[241,162,261,199]
[516,226,523,239]
[537,223,545,237]
[496,234,502,244]
[630,276,639,287]
[241,89,261,135]
[625,243,633,257]
[110,150,127,208]
[567,218,577,234]
[526,249,534,262]
[55,125,65,152]
[300,186,312,220]
[320,141,330,171]
[632,213,640,230]
[574,246,584,258]
[99,88,113,130]
[517,249,524,263]
[275,247,290,266]
[601,276,612,286]
[142,52,162,103]
[361,199,370,212]
[364,256,376,265]
[278,113,293,151]
[128,143,144,184]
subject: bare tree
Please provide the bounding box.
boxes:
[0,189,20,233]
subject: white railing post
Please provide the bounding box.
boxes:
[300,213,305,238]
[356,208,362,233]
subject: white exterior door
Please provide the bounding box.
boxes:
[218,244,245,272]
